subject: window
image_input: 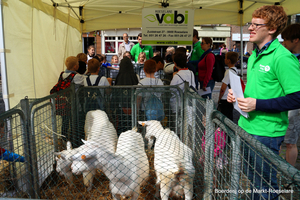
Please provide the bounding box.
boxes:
[104,36,138,54]
[212,37,226,42]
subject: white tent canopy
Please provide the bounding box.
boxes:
[2,0,300,108]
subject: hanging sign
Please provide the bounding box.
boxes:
[142,8,194,46]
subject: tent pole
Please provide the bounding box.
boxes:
[239,0,244,80]
[0,2,10,110]
[240,25,244,79]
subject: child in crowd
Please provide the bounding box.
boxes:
[169,52,195,130]
[123,51,135,64]
[170,51,195,92]
[137,59,164,111]
[166,46,175,55]
[62,56,85,88]
[52,56,85,147]
[101,54,112,68]
[153,50,161,57]
[76,53,87,74]
[137,52,146,64]
[200,115,227,169]
[151,55,164,80]
[84,58,110,87]
[87,45,95,62]
[217,52,239,121]
[110,55,119,70]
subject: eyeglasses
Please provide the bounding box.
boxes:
[201,42,207,45]
[248,23,266,29]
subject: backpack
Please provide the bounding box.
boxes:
[176,72,197,92]
[207,53,225,82]
[228,68,246,92]
[140,81,165,121]
[50,72,76,115]
[84,76,104,113]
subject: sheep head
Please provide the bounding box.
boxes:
[54,141,73,176]
[70,140,100,175]
[139,120,164,137]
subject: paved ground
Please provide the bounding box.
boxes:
[211,81,300,171]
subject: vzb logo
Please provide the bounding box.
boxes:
[145,11,188,25]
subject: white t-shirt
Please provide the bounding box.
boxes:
[170,69,196,92]
[83,75,110,86]
[170,69,196,113]
[138,77,164,110]
[221,67,238,100]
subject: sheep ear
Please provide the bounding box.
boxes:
[54,152,61,157]
[67,141,72,150]
[81,139,88,144]
[138,121,148,126]
[72,153,94,161]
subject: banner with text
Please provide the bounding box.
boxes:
[142,8,194,46]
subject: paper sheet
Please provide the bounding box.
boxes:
[229,70,249,118]
[197,87,211,96]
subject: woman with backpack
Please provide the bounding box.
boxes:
[198,37,215,99]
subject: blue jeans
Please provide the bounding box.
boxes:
[244,135,284,200]
[199,80,215,99]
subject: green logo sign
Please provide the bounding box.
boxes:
[144,11,188,25]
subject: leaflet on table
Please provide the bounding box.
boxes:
[229,70,249,118]
[197,87,211,96]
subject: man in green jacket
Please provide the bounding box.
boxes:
[187,29,204,89]
[130,33,153,63]
[189,29,204,61]
[227,5,300,200]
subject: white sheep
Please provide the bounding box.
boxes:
[54,110,118,191]
[71,128,149,200]
[54,141,96,190]
[139,120,195,200]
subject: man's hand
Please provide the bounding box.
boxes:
[202,87,207,91]
[237,97,256,112]
[227,89,235,103]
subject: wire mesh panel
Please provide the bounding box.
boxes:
[0,108,29,198]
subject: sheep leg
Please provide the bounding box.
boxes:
[111,192,120,200]
[65,171,73,184]
[159,174,173,200]
[131,187,140,200]
[83,169,96,191]
[183,177,194,200]
[154,182,160,199]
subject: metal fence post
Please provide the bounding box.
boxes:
[131,88,135,129]
[50,97,58,152]
[230,130,241,199]
[203,98,214,200]
[20,97,39,198]
[183,89,188,145]
[70,84,76,143]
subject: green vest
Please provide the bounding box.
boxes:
[190,41,204,61]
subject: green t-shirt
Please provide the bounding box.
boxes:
[238,39,300,137]
[190,41,204,61]
[130,44,153,62]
